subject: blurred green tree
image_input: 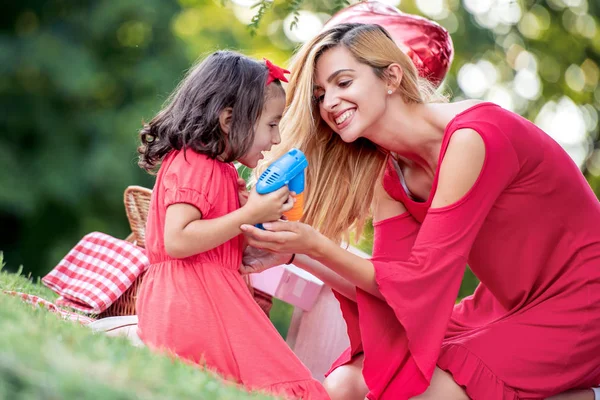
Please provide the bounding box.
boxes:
[0,0,286,275]
[1,0,188,273]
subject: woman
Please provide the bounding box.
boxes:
[241,23,600,400]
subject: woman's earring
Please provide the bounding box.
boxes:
[387,89,393,95]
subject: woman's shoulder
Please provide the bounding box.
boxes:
[427,100,496,133]
[447,100,502,123]
[450,99,489,113]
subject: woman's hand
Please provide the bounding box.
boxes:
[240,246,293,275]
[240,220,324,258]
[242,186,294,226]
[236,178,249,207]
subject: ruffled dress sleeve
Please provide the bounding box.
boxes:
[365,128,520,399]
[162,150,221,218]
[326,160,420,375]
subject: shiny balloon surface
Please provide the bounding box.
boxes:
[323,1,454,86]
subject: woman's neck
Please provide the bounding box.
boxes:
[368,101,447,177]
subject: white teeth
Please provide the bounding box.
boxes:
[335,110,354,125]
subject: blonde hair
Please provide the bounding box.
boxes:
[259,23,447,243]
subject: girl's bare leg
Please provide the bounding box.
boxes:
[322,354,369,400]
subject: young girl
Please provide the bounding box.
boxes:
[135,50,329,400]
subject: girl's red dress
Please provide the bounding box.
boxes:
[329,103,600,399]
[137,150,329,400]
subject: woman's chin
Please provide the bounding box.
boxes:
[327,120,363,143]
[338,128,361,143]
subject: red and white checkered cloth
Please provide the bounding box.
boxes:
[42,232,149,314]
[3,290,96,325]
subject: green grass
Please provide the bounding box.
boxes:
[0,253,276,400]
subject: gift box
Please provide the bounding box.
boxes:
[250,264,324,311]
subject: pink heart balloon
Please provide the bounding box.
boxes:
[323,1,454,87]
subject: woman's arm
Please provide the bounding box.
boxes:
[293,253,358,301]
[317,129,485,288]
[242,129,488,296]
[304,167,410,300]
[242,159,412,299]
[241,160,413,299]
[311,240,383,299]
[241,219,386,298]
[241,217,404,300]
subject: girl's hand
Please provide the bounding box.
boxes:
[236,178,249,207]
[243,186,293,225]
[240,220,323,258]
[240,246,293,275]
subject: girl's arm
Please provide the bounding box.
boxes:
[236,177,250,252]
[165,186,292,259]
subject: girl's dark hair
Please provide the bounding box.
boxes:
[138,50,282,172]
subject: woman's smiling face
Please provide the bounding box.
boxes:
[313,45,390,143]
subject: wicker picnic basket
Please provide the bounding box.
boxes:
[98,186,152,318]
[98,185,273,318]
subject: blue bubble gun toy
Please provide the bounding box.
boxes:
[256,148,308,227]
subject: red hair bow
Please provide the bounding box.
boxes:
[264,58,290,85]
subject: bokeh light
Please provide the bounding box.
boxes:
[581,103,599,132]
[457,63,488,98]
[535,96,590,167]
[485,85,514,111]
[581,59,600,89]
[117,21,152,48]
[463,0,493,15]
[283,11,323,43]
[464,0,522,29]
[513,70,541,100]
[232,5,257,25]
[538,55,562,83]
[512,51,542,100]
[439,11,460,34]
[565,64,586,92]
[230,0,261,6]
[173,9,203,37]
[377,0,402,6]
[416,0,448,19]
